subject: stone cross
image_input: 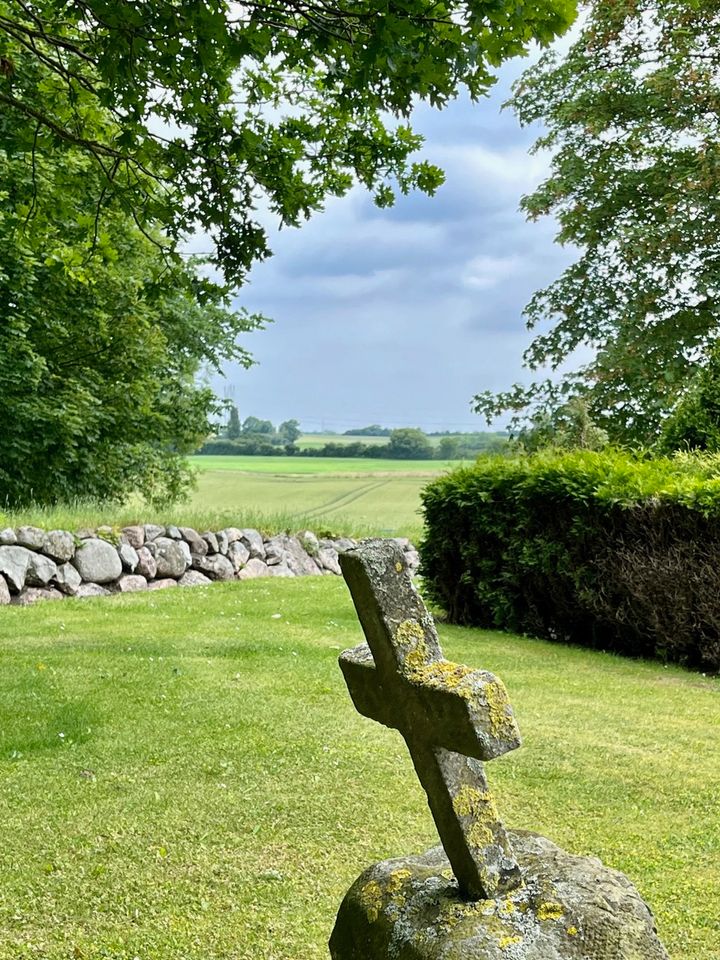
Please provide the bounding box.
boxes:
[338,540,522,901]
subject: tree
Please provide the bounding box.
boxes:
[517,398,609,452]
[0,0,576,286]
[278,419,301,443]
[437,436,460,459]
[386,427,433,460]
[242,416,274,435]
[474,0,720,446]
[0,111,258,507]
[660,345,720,453]
[226,405,242,440]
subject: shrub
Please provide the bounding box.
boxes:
[419,450,720,672]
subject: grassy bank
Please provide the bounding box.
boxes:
[0,576,716,959]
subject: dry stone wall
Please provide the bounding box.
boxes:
[0,524,420,606]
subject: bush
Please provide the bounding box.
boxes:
[420,451,720,672]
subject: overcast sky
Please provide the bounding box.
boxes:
[214,49,574,434]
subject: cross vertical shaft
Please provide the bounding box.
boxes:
[338,539,523,900]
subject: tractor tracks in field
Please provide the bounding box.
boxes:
[289,478,391,521]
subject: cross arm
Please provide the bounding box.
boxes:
[339,644,521,762]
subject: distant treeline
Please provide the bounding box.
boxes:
[199,424,509,460]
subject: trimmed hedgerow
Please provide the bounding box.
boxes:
[420,451,720,672]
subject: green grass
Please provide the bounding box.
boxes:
[3,456,459,541]
[0,577,716,959]
[189,455,454,474]
[297,433,390,449]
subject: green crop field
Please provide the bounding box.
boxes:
[3,456,460,541]
[297,433,390,449]
[0,578,715,960]
[184,455,462,539]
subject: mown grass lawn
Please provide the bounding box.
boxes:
[0,578,717,960]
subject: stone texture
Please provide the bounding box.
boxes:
[154,537,188,579]
[264,536,284,566]
[147,578,178,591]
[332,536,357,554]
[72,539,123,584]
[405,547,421,574]
[222,527,243,544]
[26,552,58,587]
[299,529,320,556]
[201,531,219,554]
[118,542,139,573]
[55,562,83,596]
[240,528,265,560]
[144,523,165,542]
[165,524,182,539]
[237,557,269,580]
[318,546,342,576]
[180,527,207,558]
[339,540,521,900]
[329,832,669,960]
[0,528,17,545]
[178,570,212,587]
[75,582,111,598]
[0,545,33,592]
[227,540,250,573]
[12,586,64,606]
[42,529,75,562]
[216,529,230,555]
[15,525,46,551]
[269,560,294,577]
[177,540,192,567]
[135,546,157,580]
[121,525,145,549]
[192,554,234,581]
[114,574,148,593]
[0,575,10,605]
[266,534,320,576]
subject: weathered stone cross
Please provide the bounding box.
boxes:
[338,540,522,901]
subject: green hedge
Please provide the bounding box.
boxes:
[420,451,720,671]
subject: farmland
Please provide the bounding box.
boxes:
[186,455,460,539]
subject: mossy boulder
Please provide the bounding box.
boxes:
[329,831,669,960]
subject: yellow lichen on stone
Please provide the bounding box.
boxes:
[452,785,500,850]
[484,678,517,740]
[499,935,522,949]
[359,880,384,923]
[395,619,425,647]
[567,925,578,936]
[467,820,494,848]
[386,868,412,905]
[404,656,475,696]
[536,901,565,922]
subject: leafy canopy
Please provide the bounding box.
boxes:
[474,0,720,445]
[0,102,260,507]
[0,0,576,284]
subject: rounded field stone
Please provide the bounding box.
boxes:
[329,832,669,960]
[72,539,122,584]
[0,545,33,592]
[154,538,188,579]
[42,529,75,562]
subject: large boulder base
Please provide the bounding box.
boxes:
[329,831,669,960]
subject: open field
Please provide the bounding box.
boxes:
[3,456,458,541]
[190,455,454,474]
[187,456,459,539]
[298,433,390,448]
[0,577,716,959]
